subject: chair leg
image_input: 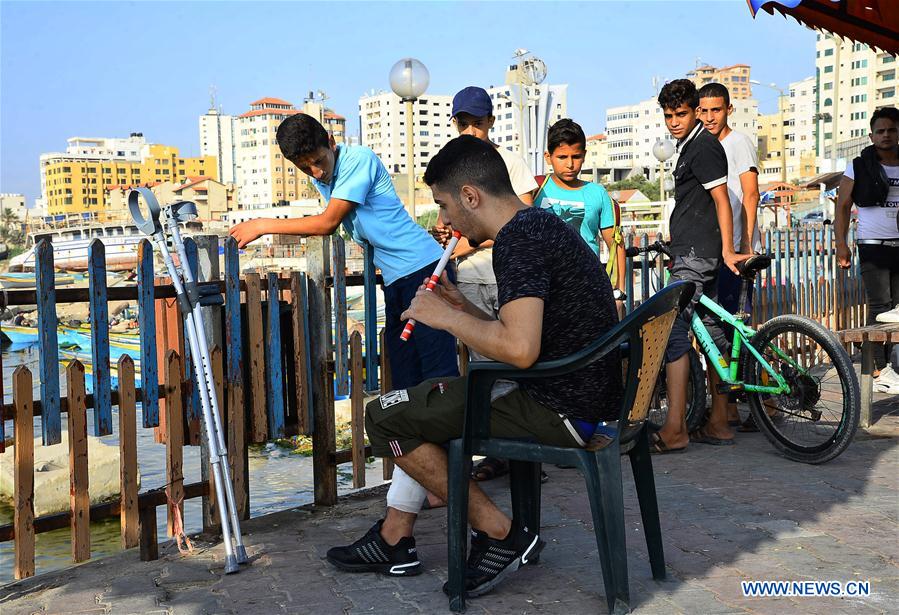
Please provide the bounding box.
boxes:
[590,445,630,614]
[509,460,541,533]
[628,428,666,581]
[447,439,471,613]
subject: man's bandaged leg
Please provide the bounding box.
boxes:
[386,465,428,514]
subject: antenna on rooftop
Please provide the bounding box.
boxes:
[209,85,218,111]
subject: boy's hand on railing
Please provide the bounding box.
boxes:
[836,243,852,269]
[229,219,267,249]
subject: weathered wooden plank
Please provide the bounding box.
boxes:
[88,239,113,436]
[266,272,286,439]
[245,272,267,443]
[139,503,158,562]
[332,236,349,397]
[165,351,184,537]
[224,238,248,519]
[350,332,366,489]
[66,360,90,563]
[362,243,379,392]
[13,366,35,579]
[118,355,139,549]
[290,272,312,436]
[183,238,202,444]
[137,239,159,427]
[35,239,61,445]
[379,327,394,481]
[308,236,338,505]
[0,342,5,453]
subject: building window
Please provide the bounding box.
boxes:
[824,48,834,56]
[824,65,833,73]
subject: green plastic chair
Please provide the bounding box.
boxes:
[446,281,692,614]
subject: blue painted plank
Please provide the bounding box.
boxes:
[35,239,61,445]
[362,243,378,391]
[137,239,159,427]
[332,236,349,397]
[266,272,286,439]
[88,239,113,436]
[224,237,243,398]
[183,237,202,430]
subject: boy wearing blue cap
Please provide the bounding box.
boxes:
[229,114,459,390]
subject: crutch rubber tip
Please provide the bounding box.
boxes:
[236,546,249,564]
[225,555,240,574]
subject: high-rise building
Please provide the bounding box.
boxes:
[40,135,216,217]
[688,64,754,99]
[199,107,238,184]
[235,97,317,208]
[358,91,455,175]
[815,34,898,172]
[486,78,567,175]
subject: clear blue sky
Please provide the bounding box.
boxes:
[0,1,816,204]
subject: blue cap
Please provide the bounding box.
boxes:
[452,86,494,118]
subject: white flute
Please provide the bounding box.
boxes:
[400,230,462,341]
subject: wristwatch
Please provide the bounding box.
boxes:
[612,288,626,301]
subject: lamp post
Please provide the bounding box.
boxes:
[750,79,789,184]
[652,139,675,202]
[389,58,429,221]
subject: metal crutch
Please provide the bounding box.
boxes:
[128,188,248,573]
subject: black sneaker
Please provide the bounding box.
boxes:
[443,525,544,598]
[326,520,422,576]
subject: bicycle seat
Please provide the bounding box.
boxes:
[736,253,772,280]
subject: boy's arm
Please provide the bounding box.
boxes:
[835,175,855,269]
[402,290,544,368]
[739,169,760,254]
[600,228,627,290]
[229,198,355,248]
[710,184,750,274]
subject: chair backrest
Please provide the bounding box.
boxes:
[614,281,691,445]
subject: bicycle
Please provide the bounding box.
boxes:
[627,241,860,464]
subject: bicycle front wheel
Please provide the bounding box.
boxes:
[741,315,860,464]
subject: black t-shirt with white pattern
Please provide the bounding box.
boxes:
[493,207,623,423]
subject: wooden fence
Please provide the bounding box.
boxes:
[0,223,868,580]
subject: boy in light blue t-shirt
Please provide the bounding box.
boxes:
[535,119,626,298]
[229,114,458,389]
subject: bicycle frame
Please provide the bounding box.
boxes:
[691,294,793,395]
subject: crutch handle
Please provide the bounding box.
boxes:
[128,188,163,236]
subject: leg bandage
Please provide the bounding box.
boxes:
[386,466,428,514]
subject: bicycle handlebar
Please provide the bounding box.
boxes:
[625,241,672,258]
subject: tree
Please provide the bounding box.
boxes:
[605,175,661,202]
[0,209,23,245]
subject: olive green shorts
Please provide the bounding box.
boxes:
[365,376,583,458]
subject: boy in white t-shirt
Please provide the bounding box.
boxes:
[836,106,899,393]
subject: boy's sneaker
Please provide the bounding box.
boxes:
[443,525,544,598]
[326,520,421,576]
[874,364,899,394]
[875,305,899,323]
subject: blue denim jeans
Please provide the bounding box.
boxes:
[383,261,460,389]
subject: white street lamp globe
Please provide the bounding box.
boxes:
[389,58,429,101]
[652,139,675,162]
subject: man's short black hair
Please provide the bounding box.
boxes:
[424,135,516,198]
[870,106,899,130]
[276,114,330,160]
[547,119,586,153]
[697,82,731,107]
[658,79,699,111]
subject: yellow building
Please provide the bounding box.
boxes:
[688,64,753,99]
[41,138,216,218]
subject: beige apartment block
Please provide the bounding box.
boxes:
[688,64,754,99]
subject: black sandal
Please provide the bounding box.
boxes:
[471,457,509,482]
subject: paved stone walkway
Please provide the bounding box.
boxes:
[2,397,897,614]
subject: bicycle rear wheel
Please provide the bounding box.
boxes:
[648,347,707,432]
[740,315,860,464]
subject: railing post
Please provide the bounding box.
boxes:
[164,351,185,537]
[35,239,61,445]
[308,236,338,506]
[363,243,379,391]
[137,239,159,428]
[245,272,268,443]
[224,238,249,519]
[66,360,90,563]
[350,331,366,489]
[333,235,349,397]
[13,366,35,579]
[118,355,140,549]
[266,271,286,439]
[88,239,112,436]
